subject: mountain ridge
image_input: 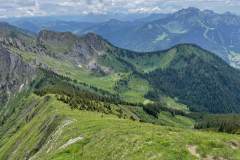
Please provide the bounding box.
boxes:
[1,23,240,114]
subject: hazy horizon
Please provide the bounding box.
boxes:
[0,0,240,19]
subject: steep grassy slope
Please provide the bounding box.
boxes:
[0,71,238,159]
[0,93,240,160]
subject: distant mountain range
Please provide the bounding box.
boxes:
[79,7,240,69]
[7,7,240,69]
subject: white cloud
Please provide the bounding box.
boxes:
[128,7,163,14]
[0,0,240,17]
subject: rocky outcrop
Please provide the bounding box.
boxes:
[37,30,113,73]
[0,22,35,50]
[0,47,36,106]
[0,23,114,74]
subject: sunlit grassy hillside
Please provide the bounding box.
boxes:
[0,93,240,160]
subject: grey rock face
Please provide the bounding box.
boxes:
[37,30,113,73]
[0,47,35,106]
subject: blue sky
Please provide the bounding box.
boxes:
[0,0,240,18]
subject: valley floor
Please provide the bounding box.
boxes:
[0,94,240,160]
